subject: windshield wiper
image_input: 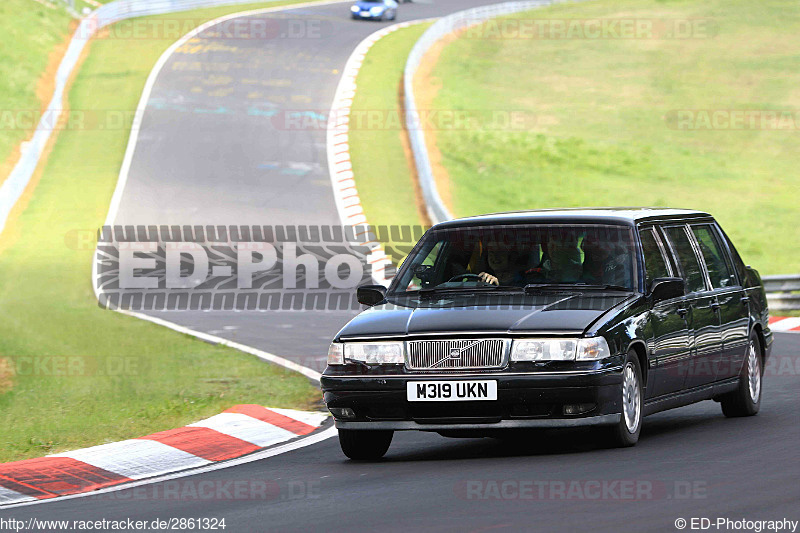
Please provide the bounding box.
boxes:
[523,283,632,294]
[585,284,633,291]
[416,285,522,297]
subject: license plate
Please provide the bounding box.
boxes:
[407,380,497,402]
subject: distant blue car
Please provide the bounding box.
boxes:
[350,0,398,20]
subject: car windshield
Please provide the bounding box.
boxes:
[390,223,637,294]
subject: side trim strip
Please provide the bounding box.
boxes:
[335,414,621,430]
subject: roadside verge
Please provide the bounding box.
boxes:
[0,405,328,507]
[0,2,338,464]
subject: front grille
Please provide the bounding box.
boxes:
[406,339,509,370]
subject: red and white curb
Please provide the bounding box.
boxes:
[326,19,434,286]
[0,405,327,506]
[769,316,800,333]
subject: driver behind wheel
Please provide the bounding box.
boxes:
[477,243,526,286]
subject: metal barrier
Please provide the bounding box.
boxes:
[0,0,306,237]
[403,0,580,224]
[763,274,800,311]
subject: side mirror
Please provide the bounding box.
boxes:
[649,277,685,303]
[357,284,387,306]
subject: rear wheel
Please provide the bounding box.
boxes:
[720,334,762,417]
[604,351,643,447]
[338,429,393,460]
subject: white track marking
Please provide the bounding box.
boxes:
[0,486,35,506]
[771,317,800,332]
[2,426,337,509]
[119,310,323,382]
[188,413,297,447]
[325,19,435,286]
[269,407,329,427]
[53,440,212,480]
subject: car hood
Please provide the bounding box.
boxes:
[354,1,384,8]
[336,292,635,339]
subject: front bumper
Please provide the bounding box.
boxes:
[321,367,623,431]
[352,10,382,18]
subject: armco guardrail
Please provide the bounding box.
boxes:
[763,274,800,311]
[403,0,578,225]
[0,0,310,237]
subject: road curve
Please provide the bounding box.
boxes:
[107,0,512,373]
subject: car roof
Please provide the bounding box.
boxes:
[434,207,712,229]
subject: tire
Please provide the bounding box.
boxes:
[338,429,393,460]
[604,351,643,447]
[721,334,762,417]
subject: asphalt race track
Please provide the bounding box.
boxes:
[4,0,799,529]
[110,0,513,371]
[6,334,800,530]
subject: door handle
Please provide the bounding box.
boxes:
[676,307,689,318]
[740,296,749,305]
[710,301,721,312]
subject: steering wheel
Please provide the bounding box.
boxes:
[447,273,484,283]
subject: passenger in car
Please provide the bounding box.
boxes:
[582,238,633,287]
[540,230,583,282]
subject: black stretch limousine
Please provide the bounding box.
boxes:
[321,208,772,459]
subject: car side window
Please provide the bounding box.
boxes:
[691,224,737,289]
[639,228,671,289]
[663,225,706,293]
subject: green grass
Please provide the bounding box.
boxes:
[348,22,430,263]
[426,0,800,275]
[0,1,325,463]
[0,0,73,177]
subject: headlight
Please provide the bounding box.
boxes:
[511,339,577,361]
[369,6,384,14]
[350,5,359,12]
[511,337,611,361]
[327,343,344,365]
[344,341,404,364]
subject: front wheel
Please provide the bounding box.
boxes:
[338,429,393,460]
[604,351,643,447]
[720,335,762,417]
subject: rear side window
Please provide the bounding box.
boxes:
[663,226,706,293]
[691,224,736,289]
[639,228,671,288]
